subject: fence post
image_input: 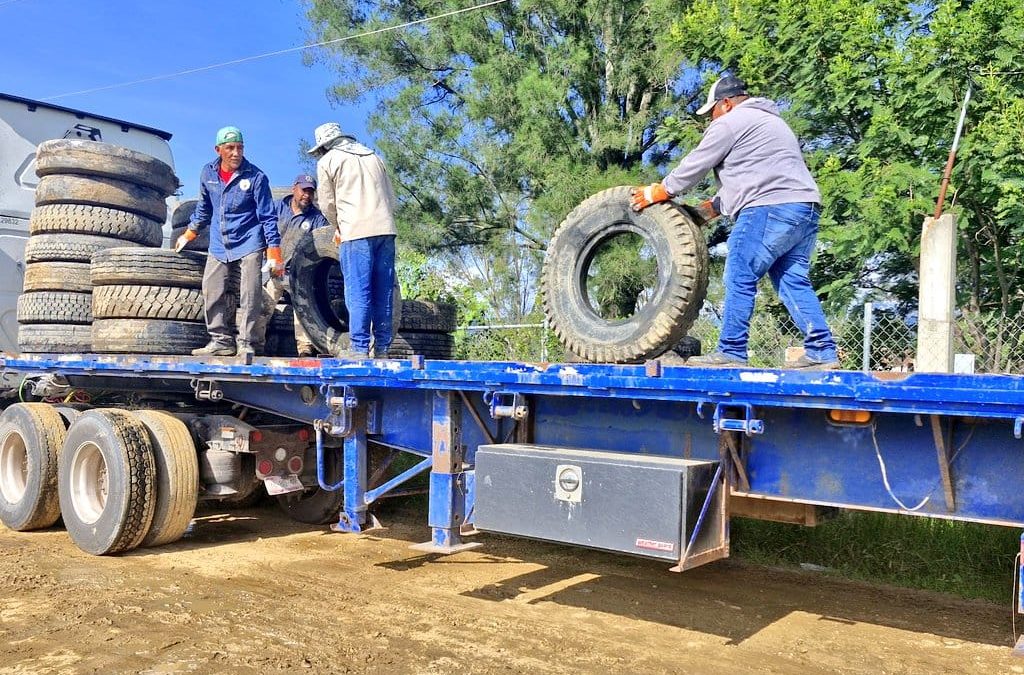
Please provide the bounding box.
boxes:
[541,318,549,363]
[862,302,873,372]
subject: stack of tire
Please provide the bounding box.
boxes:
[390,300,457,359]
[17,140,177,353]
[167,199,206,251]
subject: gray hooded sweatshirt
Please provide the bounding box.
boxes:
[662,97,819,217]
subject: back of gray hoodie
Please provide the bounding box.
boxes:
[662,97,819,217]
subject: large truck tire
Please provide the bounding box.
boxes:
[168,225,209,252]
[35,174,168,224]
[17,324,92,353]
[399,300,457,333]
[388,332,455,359]
[171,199,198,228]
[58,409,157,555]
[91,248,206,288]
[275,446,344,525]
[93,285,203,322]
[25,234,132,263]
[16,291,92,324]
[134,411,199,547]
[30,204,163,247]
[289,227,402,355]
[0,403,66,531]
[540,186,709,363]
[91,319,209,355]
[23,262,91,292]
[35,139,179,196]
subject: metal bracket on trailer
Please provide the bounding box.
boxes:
[318,384,358,437]
[699,402,764,436]
[190,378,223,402]
[484,391,529,420]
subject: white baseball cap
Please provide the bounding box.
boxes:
[696,75,749,115]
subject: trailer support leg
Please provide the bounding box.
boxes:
[411,391,482,554]
[331,405,380,533]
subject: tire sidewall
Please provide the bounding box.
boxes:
[0,407,49,530]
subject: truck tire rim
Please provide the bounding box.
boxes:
[69,442,108,524]
[0,430,28,504]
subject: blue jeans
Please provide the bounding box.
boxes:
[339,235,396,353]
[719,203,837,362]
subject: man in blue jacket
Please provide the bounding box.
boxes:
[632,75,838,370]
[176,126,284,358]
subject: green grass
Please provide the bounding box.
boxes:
[731,512,1020,604]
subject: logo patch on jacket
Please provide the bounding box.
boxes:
[239,179,251,191]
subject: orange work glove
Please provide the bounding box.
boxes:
[174,229,198,252]
[267,247,285,278]
[630,183,671,212]
[332,229,341,246]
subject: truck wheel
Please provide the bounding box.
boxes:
[23,262,92,292]
[25,234,130,263]
[35,139,179,196]
[168,226,209,252]
[540,186,709,363]
[36,174,168,224]
[30,204,163,247]
[134,411,199,547]
[91,319,209,355]
[0,403,66,531]
[91,248,206,288]
[58,409,156,555]
[18,324,92,353]
[387,332,455,359]
[399,300,457,333]
[16,291,92,324]
[289,227,402,355]
[93,285,203,322]
[275,445,344,524]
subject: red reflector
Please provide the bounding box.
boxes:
[257,459,274,476]
[288,456,304,474]
[251,430,263,443]
[297,428,310,441]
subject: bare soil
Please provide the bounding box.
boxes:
[0,501,1019,674]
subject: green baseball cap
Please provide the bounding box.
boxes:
[215,126,244,145]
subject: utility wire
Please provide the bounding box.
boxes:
[43,0,509,101]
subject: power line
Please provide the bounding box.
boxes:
[0,0,31,7]
[43,0,509,101]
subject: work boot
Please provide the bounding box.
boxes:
[334,347,370,360]
[192,340,236,357]
[297,345,317,358]
[788,354,840,371]
[236,340,256,360]
[686,351,748,368]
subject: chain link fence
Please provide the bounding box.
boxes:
[454,306,1024,374]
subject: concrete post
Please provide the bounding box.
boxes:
[916,213,957,373]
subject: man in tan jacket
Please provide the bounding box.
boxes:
[309,122,398,358]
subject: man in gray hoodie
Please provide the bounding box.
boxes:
[632,75,838,369]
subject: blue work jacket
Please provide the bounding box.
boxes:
[189,158,281,262]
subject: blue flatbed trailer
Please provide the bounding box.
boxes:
[4,352,1024,635]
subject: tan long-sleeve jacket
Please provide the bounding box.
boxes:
[316,139,397,242]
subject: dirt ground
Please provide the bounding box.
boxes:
[0,501,1019,675]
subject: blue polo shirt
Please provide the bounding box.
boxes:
[276,195,329,238]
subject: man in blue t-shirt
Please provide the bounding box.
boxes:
[255,173,329,356]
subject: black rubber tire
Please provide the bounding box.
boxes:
[289,227,402,355]
[134,410,199,547]
[399,300,457,333]
[220,482,266,508]
[16,291,92,324]
[93,285,203,322]
[387,332,455,359]
[17,324,92,353]
[171,199,198,227]
[35,174,168,224]
[58,409,156,555]
[168,225,209,252]
[25,233,135,263]
[275,446,344,525]
[0,403,66,531]
[29,204,163,247]
[90,248,206,289]
[23,262,91,292]
[540,186,709,363]
[91,319,209,355]
[35,139,179,196]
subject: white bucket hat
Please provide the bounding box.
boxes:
[308,122,345,155]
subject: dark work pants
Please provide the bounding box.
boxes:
[202,250,263,346]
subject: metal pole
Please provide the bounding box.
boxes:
[541,318,549,362]
[933,81,972,220]
[862,302,874,372]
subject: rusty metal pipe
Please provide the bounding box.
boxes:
[933,81,972,220]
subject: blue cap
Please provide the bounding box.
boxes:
[294,174,316,189]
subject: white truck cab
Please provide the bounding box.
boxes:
[0,92,175,353]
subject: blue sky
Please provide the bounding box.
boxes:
[0,0,373,197]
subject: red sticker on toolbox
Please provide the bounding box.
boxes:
[635,538,675,552]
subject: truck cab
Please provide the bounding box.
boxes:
[0,92,175,353]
